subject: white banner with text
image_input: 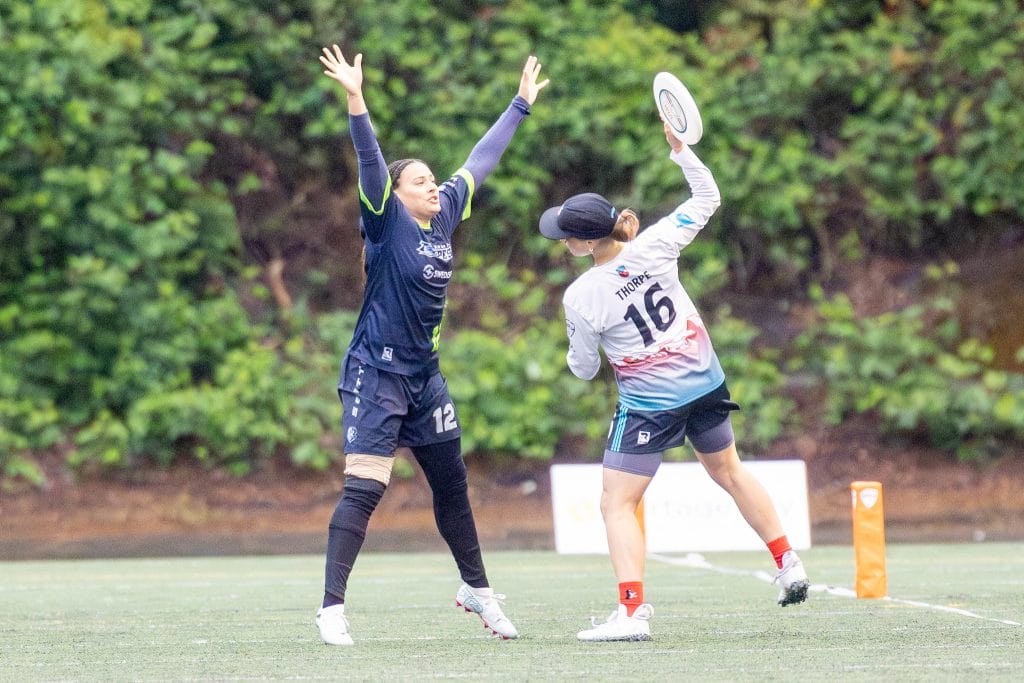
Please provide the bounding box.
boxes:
[550,460,811,554]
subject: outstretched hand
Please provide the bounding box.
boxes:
[663,121,684,153]
[517,55,550,105]
[320,45,363,97]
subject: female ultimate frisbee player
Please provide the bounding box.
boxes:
[315,44,548,645]
[539,122,809,642]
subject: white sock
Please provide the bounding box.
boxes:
[471,586,494,598]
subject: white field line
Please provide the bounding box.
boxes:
[649,552,1022,627]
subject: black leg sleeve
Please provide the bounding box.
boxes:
[323,476,387,604]
[411,439,488,588]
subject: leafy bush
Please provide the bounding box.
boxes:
[68,309,354,474]
[792,274,1024,460]
[4,0,1024,487]
[710,309,794,452]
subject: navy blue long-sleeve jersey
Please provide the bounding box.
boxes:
[342,96,531,377]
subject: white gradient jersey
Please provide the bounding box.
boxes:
[562,146,723,411]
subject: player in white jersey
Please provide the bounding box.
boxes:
[539,122,810,642]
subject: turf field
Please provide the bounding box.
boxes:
[2,543,1022,681]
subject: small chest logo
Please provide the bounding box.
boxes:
[422,264,453,281]
[616,265,630,278]
[416,240,453,261]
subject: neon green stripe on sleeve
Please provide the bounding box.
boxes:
[358,176,392,215]
[455,168,476,221]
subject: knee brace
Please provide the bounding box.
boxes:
[344,453,395,485]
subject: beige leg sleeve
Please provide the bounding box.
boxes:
[344,453,395,486]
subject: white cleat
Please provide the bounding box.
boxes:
[774,550,810,607]
[455,584,519,640]
[316,604,354,645]
[577,603,654,642]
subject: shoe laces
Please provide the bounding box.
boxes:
[482,593,509,620]
[589,611,617,628]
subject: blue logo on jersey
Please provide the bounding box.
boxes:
[417,240,453,261]
[672,212,695,228]
[615,265,630,278]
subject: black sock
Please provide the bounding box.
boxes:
[412,439,488,588]
[323,476,387,606]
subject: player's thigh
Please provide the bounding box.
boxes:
[606,404,687,456]
[600,466,654,510]
[400,371,461,446]
[338,358,406,456]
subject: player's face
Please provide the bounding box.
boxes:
[394,162,441,222]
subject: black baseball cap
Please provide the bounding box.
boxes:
[539,192,619,240]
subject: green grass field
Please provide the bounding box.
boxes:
[2,543,1022,681]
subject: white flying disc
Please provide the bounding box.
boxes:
[653,71,703,145]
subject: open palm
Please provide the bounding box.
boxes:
[517,55,550,105]
[320,45,362,96]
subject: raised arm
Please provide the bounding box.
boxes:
[320,45,389,236]
[461,56,549,185]
[641,121,721,253]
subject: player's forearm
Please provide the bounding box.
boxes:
[349,112,388,210]
[462,96,531,184]
[671,146,721,227]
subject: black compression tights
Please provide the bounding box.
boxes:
[323,476,386,605]
[412,439,488,589]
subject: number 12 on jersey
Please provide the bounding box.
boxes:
[432,403,458,434]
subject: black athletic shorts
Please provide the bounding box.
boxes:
[337,355,461,455]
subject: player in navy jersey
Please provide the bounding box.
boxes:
[539,121,809,642]
[314,44,548,646]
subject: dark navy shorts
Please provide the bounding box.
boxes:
[603,381,740,476]
[337,355,461,456]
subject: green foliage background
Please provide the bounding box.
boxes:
[2,0,1022,485]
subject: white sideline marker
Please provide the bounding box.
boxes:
[649,552,1022,627]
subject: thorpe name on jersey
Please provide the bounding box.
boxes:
[614,270,654,301]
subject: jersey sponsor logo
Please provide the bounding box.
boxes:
[422,264,453,281]
[614,270,654,301]
[637,431,651,445]
[381,346,393,362]
[416,240,453,261]
[615,265,630,278]
[672,211,695,228]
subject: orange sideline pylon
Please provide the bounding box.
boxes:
[851,481,887,598]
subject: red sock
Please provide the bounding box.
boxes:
[619,581,644,616]
[767,536,792,569]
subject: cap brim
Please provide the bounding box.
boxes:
[539,206,570,240]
